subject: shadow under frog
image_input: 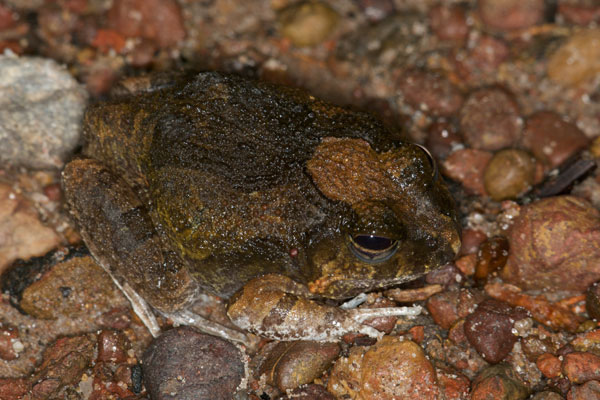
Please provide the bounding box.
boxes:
[62,72,461,343]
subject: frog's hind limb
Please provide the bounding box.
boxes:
[62,159,247,342]
[227,274,422,342]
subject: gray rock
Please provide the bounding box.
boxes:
[0,55,87,169]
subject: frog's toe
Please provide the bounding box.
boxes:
[166,309,252,346]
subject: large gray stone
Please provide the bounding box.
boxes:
[0,55,87,169]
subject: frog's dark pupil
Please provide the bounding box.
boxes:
[353,235,393,251]
[349,234,398,264]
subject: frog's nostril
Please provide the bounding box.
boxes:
[348,234,398,264]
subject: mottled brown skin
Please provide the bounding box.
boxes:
[62,72,461,317]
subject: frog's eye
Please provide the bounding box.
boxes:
[414,144,438,181]
[348,234,398,263]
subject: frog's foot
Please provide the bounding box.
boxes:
[166,309,250,345]
[227,274,422,342]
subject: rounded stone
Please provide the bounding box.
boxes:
[483,149,536,201]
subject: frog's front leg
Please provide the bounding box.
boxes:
[227,274,422,341]
[62,159,247,344]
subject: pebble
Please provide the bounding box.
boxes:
[587,282,600,320]
[459,228,488,256]
[474,236,509,284]
[435,365,471,399]
[465,299,529,363]
[429,4,469,42]
[568,380,600,399]
[558,2,600,25]
[478,0,545,32]
[460,88,523,151]
[357,0,395,23]
[501,196,600,293]
[426,288,484,330]
[0,4,17,30]
[107,0,186,48]
[443,148,493,196]
[425,121,463,160]
[0,182,60,274]
[531,391,563,400]
[455,253,477,276]
[278,1,339,47]
[470,364,530,400]
[258,341,340,391]
[521,111,589,168]
[17,252,126,320]
[143,327,246,400]
[96,330,130,364]
[0,56,87,169]
[31,334,96,399]
[398,68,464,117]
[484,149,537,201]
[0,321,21,360]
[0,378,29,399]
[456,35,510,81]
[536,353,561,379]
[328,337,441,399]
[563,352,600,384]
[547,28,600,86]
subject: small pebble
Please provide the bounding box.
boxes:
[456,35,510,80]
[536,353,561,379]
[398,68,464,117]
[459,228,488,256]
[568,379,600,400]
[443,148,493,195]
[429,4,469,42]
[484,149,536,201]
[460,88,523,151]
[425,121,462,160]
[0,182,60,273]
[328,337,441,399]
[521,111,589,168]
[0,378,30,399]
[530,391,563,400]
[278,1,339,47]
[478,0,545,31]
[586,282,600,320]
[547,28,600,86]
[470,364,530,400]
[97,330,130,364]
[258,341,340,391]
[562,352,600,383]
[474,236,509,284]
[501,196,600,293]
[464,299,529,363]
[426,289,483,330]
[558,2,600,25]
[143,327,246,400]
[0,321,20,360]
[357,0,395,23]
[0,56,87,169]
[107,0,185,48]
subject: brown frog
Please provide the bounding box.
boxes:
[62,72,460,343]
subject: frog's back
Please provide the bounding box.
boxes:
[83,72,396,192]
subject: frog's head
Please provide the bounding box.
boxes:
[305,137,461,298]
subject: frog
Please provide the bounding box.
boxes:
[62,72,461,344]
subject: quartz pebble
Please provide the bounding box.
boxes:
[278,1,339,47]
[0,56,87,169]
[483,149,536,201]
[547,28,600,87]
